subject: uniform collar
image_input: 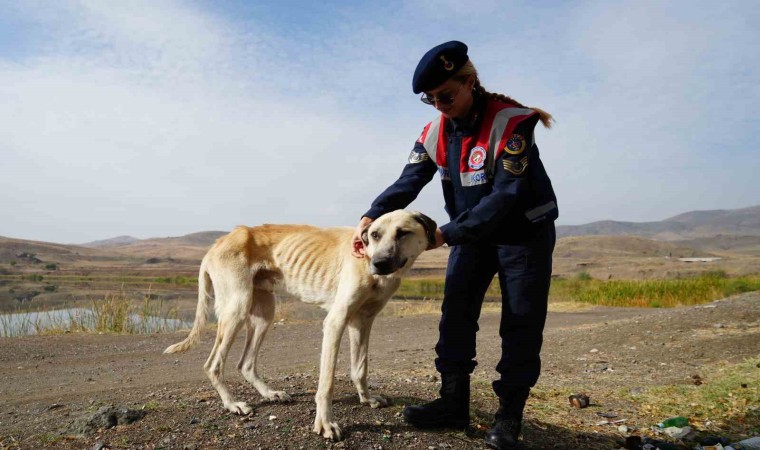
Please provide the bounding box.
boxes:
[446,91,486,134]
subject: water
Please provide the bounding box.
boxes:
[0,308,190,337]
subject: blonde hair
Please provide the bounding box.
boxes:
[453,61,553,129]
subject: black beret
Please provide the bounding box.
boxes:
[412,41,469,94]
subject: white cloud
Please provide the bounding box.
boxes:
[0,0,757,242]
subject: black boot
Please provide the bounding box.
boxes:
[403,372,469,429]
[485,387,530,449]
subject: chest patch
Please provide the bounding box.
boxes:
[467,146,487,170]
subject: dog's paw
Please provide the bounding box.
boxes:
[224,401,252,415]
[313,416,343,441]
[265,391,292,402]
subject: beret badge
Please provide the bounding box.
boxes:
[439,55,455,71]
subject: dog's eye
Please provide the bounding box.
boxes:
[396,229,410,239]
[370,231,380,240]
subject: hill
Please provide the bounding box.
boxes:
[0,236,119,265]
[553,235,711,260]
[557,204,760,240]
[82,235,140,248]
[106,231,226,260]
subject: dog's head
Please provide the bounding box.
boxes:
[361,210,437,276]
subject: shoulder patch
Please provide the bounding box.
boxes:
[503,155,528,175]
[504,134,526,155]
[408,150,430,164]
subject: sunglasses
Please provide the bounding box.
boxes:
[420,82,464,106]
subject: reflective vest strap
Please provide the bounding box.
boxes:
[486,107,536,177]
[422,118,441,162]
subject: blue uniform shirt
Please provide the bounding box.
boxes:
[364,94,558,246]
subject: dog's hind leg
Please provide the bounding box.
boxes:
[203,281,251,415]
[238,284,291,402]
[348,313,388,408]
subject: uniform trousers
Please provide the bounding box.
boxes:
[434,223,555,398]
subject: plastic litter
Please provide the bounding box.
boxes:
[727,436,760,450]
[661,425,692,439]
[640,437,690,450]
[657,416,689,428]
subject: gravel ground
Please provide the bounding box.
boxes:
[0,292,758,449]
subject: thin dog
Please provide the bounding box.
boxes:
[164,210,437,440]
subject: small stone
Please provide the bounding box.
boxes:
[618,424,628,433]
[268,415,277,420]
[589,348,599,353]
[92,442,107,450]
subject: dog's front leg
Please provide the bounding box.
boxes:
[313,306,349,441]
[348,314,388,408]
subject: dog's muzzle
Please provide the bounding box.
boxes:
[370,256,408,276]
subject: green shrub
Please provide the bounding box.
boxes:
[576,271,592,281]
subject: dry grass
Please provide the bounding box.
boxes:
[0,290,186,336]
[627,357,760,437]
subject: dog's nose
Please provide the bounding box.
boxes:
[371,258,395,275]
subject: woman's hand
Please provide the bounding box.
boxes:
[429,228,445,250]
[351,217,374,258]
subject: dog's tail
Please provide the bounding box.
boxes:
[164,259,212,354]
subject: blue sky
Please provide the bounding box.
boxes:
[0,0,758,243]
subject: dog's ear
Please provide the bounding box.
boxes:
[360,225,370,246]
[411,211,437,248]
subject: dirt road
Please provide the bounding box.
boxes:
[1,293,758,449]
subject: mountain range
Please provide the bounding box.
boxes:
[1,205,759,267]
[556,204,760,240]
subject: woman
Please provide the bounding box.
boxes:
[351,41,557,450]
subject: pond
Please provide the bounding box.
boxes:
[0,308,191,337]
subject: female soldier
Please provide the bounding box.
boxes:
[351,41,557,450]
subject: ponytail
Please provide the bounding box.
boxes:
[453,62,554,129]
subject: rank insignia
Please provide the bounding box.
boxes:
[408,150,430,164]
[504,134,526,155]
[503,156,528,175]
[467,146,487,170]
